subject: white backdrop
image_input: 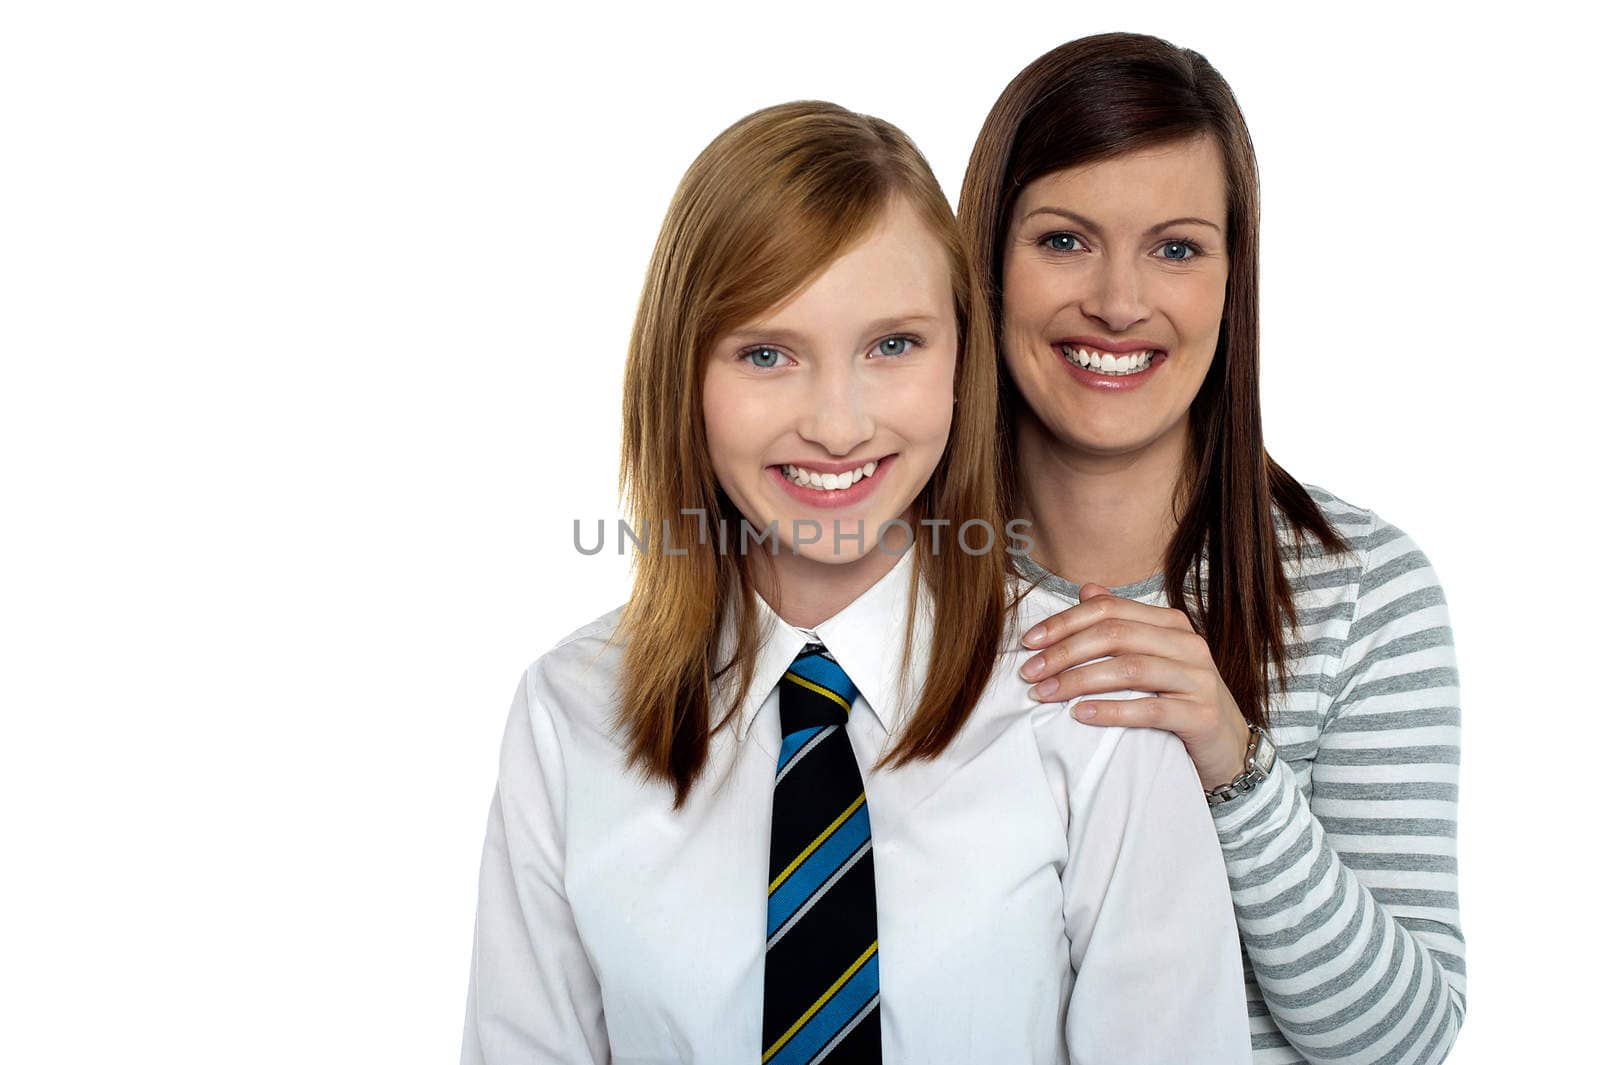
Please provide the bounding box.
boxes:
[3,1,1593,1061]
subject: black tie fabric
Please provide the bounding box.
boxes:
[761,642,881,1064]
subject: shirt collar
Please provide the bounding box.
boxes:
[721,548,932,741]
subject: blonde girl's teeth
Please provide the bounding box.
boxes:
[783,461,883,489]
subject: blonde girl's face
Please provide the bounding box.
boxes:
[702,195,959,565]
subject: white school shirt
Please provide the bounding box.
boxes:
[462,549,1250,1064]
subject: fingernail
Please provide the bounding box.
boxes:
[1031,677,1058,700]
[1073,703,1097,721]
[1022,624,1045,648]
[1020,656,1045,680]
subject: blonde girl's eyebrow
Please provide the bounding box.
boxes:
[722,313,941,348]
[856,313,940,336]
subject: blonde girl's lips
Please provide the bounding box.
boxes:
[767,454,896,510]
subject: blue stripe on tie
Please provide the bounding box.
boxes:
[776,726,824,773]
[768,953,879,1065]
[766,803,871,936]
[786,655,857,704]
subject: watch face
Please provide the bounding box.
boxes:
[1249,728,1277,774]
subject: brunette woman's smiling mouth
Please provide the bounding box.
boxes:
[1054,335,1170,392]
[767,454,897,509]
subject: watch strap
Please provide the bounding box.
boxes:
[1205,725,1276,807]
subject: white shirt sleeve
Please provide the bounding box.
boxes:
[1059,722,1252,1064]
[461,665,610,1065]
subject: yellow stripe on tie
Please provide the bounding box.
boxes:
[761,940,878,1063]
[783,671,852,714]
[769,793,865,894]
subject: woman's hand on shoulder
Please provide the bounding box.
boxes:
[1019,584,1252,790]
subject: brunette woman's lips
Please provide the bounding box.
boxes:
[768,454,895,510]
[1054,337,1168,393]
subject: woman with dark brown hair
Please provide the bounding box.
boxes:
[460,98,1250,1062]
[962,33,1465,1065]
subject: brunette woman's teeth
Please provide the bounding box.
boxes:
[1059,346,1157,376]
[782,460,878,491]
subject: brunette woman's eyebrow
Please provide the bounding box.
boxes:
[1019,206,1222,239]
[1144,216,1223,237]
[1021,206,1102,235]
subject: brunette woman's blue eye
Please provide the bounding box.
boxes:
[1044,233,1079,252]
[874,336,914,357]
[745,346,782,368]
[1160,240,1197,260]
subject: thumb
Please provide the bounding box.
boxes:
[1080,581,1114,600]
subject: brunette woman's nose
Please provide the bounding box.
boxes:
[1080,257,1150,333]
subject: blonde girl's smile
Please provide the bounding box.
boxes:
[770,454,896,509]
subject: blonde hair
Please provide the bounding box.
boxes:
[619,100,1008,806]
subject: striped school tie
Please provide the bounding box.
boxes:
[761,642,881,1064]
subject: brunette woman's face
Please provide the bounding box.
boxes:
[702,195,958,564]
[1001,135,1229,460]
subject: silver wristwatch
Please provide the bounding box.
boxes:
[1205,725,1277,807]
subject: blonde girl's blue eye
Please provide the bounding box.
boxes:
[743,346,783,368]
[873,335,916,358]
[1160,240,1200,261]
[1043,233,1080,252]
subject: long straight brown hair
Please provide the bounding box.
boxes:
[958,33,1347,729]
[619,101,1009,806]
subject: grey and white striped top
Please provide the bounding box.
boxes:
[1016,484,1465,1064]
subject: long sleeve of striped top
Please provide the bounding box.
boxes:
[1210,492,1466,1064]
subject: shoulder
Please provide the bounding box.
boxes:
[1278,484,1449,604]
[1299,482,1377,537]
[1008,570,1075,635]
[519,602,630,734]
[1278,483,1375,572]
[488,604,635,820]
[986,575,1091,745]
[1292,490,1457,726]
[1297,483,1449,607]
[1001,573,1188,771]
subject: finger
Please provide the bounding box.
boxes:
[1028,654,1198,704]
[1020,617,1212,683]
[1070,696,1190,731]
[1020,592,1196,649]
[1080,581,1114,600]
